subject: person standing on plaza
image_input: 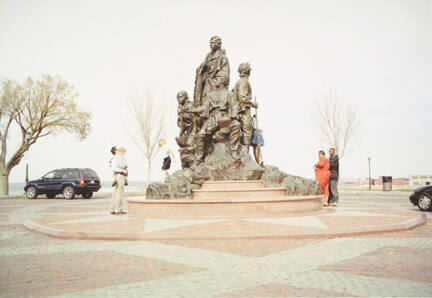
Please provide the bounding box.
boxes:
[158,139,176,182]
[251,114,264,164]
[328,147,339,206]
[110,146,128,215]
[109,146,128,187]
[314,150,331,206]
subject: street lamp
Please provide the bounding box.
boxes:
[24,131,31,184]
[368,157,371,190]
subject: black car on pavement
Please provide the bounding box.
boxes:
[409,185,432,211]
[24,168,101,200]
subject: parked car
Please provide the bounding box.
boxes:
[24,168,101,200]
[409,185,432,211]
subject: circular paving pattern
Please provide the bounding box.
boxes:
[22,195,426,240]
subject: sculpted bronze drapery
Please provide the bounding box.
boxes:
[193,36,230,107]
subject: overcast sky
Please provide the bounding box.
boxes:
[1,0,431,183]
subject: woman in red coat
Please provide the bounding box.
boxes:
[315,150,331,206]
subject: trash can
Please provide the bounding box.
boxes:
[382,176,392,191]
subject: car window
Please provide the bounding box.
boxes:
[54,171,64,179]
[82,169,98,179]
[63,169,80,179]
[43,171,55,180]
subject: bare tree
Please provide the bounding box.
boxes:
[313,89,361,159]
[126,89,172,186]
[0,75,91,195]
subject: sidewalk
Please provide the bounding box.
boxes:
[0,193,431,297]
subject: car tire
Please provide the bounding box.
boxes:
[46,194,56,199]
[63,186,75,200]
[26,186,38,199]
[418,192,432,211]
[82,191,93,199]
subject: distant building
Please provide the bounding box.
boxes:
[409,175,432,186]
[389,177,409,186]
[356,176,409,186]
[341,176,413,187]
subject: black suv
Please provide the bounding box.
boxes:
[24,168,101,200]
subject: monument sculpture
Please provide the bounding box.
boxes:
[146,36,321,199]
[175,91,197,169]
[193,36,230,106]
[232,62,257,152]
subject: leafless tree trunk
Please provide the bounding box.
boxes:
[126,89,172,187]
[0,80,19,195]
[147,161,152,187]
[313,89,361,159]
[0,75,91,195]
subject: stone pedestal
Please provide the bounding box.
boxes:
[130,180,323,219]
[192,180,286,200]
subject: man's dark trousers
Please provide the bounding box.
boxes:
[329,179,339,203]
[329,154,339,204]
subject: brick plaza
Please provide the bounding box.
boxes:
[1,192,431,297]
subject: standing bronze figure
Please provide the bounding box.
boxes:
[232,62,257,152]
[193,36,230,107]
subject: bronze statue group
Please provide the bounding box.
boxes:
[176,36,264,169]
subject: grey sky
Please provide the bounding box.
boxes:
[1,0,431,183]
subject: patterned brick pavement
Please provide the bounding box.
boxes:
[20,195,426,240]
[320,246,432,283]
[0,193,431,297]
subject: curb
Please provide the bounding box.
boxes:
[22,212,427,241]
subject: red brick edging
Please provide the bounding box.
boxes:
[22,212,427,241]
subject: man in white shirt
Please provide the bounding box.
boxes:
[109,146,128,215]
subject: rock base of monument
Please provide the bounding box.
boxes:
[129,180,323,219]
[146,145,322,200]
